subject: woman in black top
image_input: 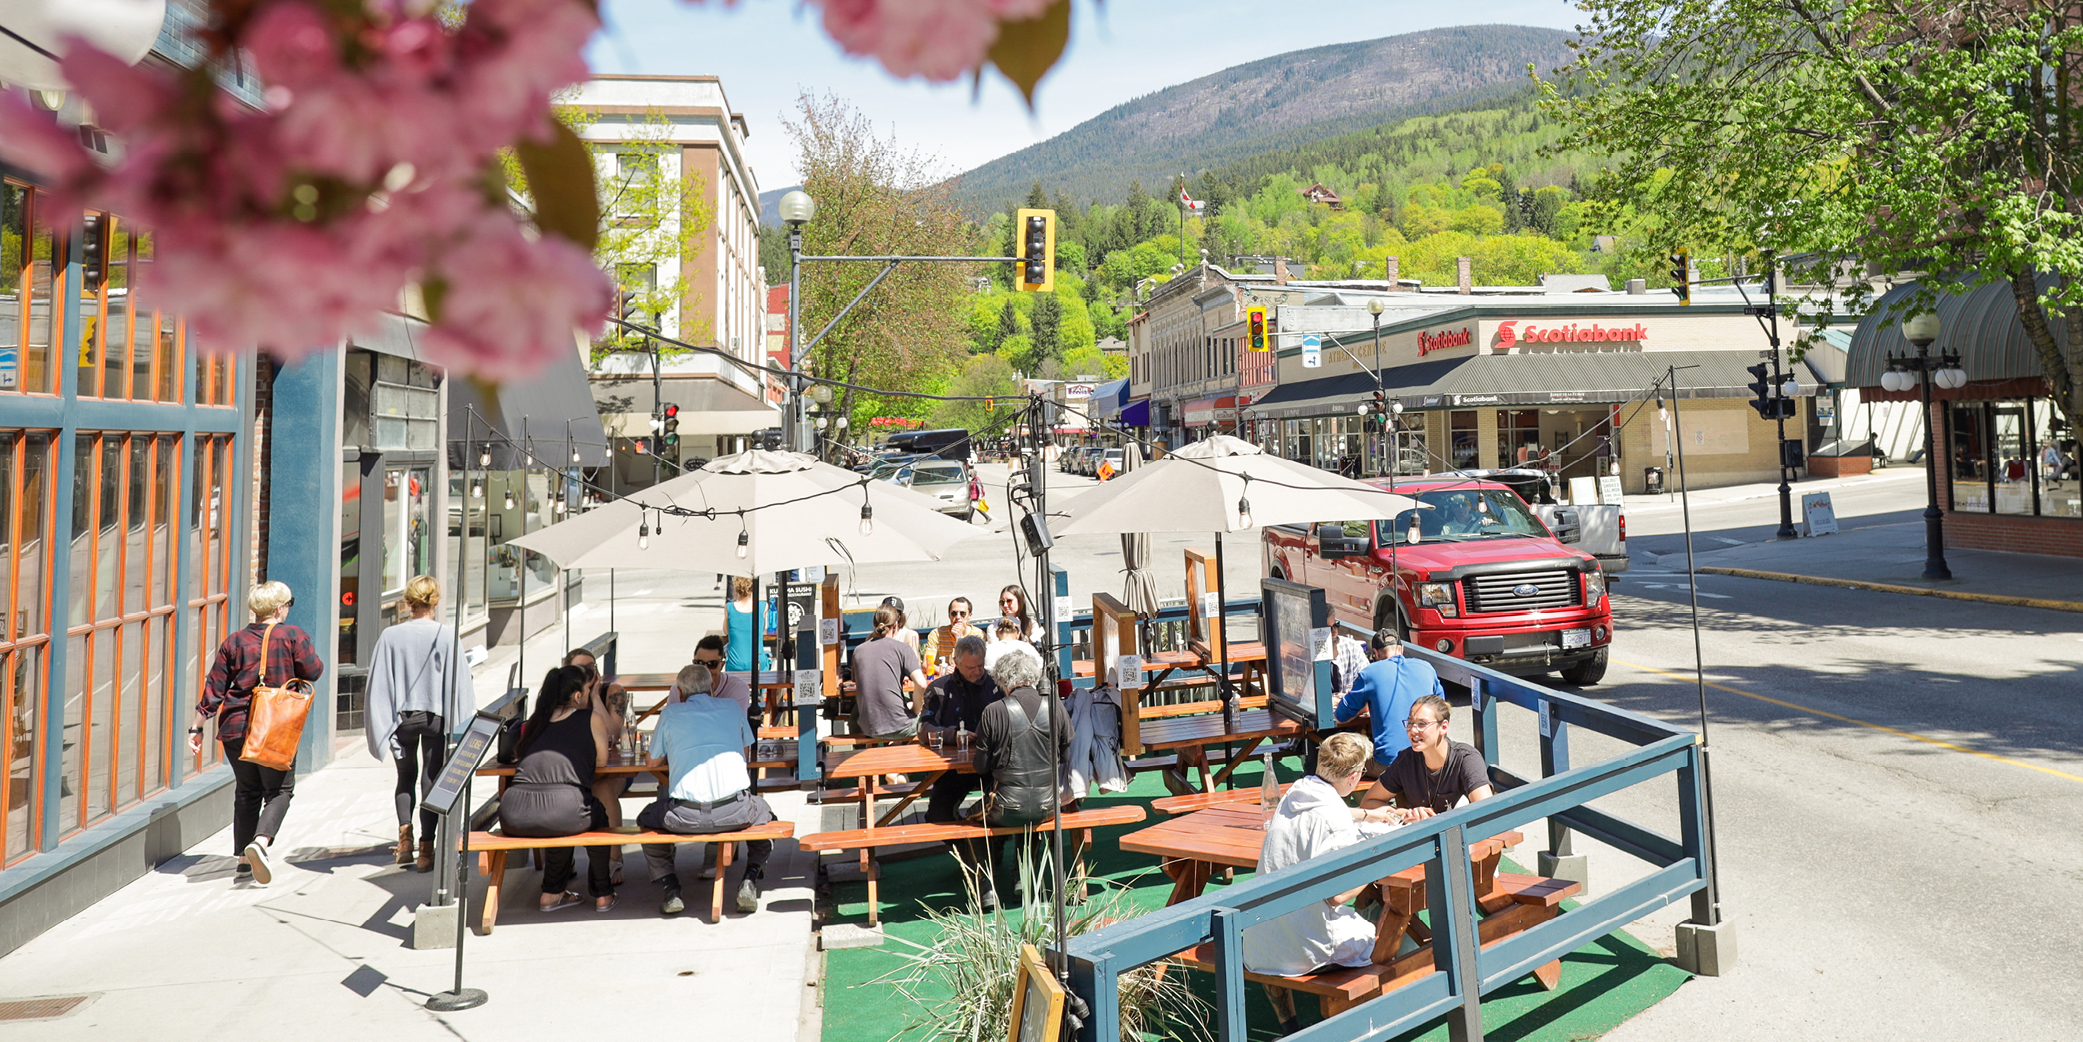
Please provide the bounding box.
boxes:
[499,666,616,911]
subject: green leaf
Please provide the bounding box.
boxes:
[515,120,600,251]
[989,0,1071,109]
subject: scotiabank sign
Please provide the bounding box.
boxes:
[1417,326,1473,356]
[1496,320,1647,348]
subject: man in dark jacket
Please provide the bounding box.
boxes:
[969,647,1072,910]
[923,635,1001,825]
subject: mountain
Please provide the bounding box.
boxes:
[949,25,1577,211]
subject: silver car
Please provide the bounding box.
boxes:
[902,459,975,520]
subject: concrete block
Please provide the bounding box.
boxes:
[1537,852,1590,898]
[821,923,885,950]
[1675,919,1736,977]
[412,902,460,950]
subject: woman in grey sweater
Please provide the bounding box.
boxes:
[364,576,475,871]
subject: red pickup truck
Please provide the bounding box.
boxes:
[1261,476,1612,685]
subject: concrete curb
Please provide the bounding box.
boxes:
[1693,566,2083,614]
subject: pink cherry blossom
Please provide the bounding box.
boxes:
[419,218,614,380]
[809,0,1056,81]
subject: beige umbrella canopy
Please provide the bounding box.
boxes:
[1116,441,1161,618]
[1053,435,1416,536]
[507,449,980,577]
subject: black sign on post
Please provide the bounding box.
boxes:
[421,711,503,1013]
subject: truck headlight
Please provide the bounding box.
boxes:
[1585,570,1605,604]
[1417,582,1458,618]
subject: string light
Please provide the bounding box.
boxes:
[637,512,650,551]
[1236,476,1253,529]
[471,482,483,499]
[736,525,749,559]
[571,448,582,464]
[1656,392,1668,423]
[503,488,515,510]
[479,449,491,468]
[859,485,875,535]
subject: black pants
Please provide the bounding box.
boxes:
[392,713,446,841]
[223,737,294,855]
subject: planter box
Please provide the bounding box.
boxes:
[1807,454,1872,478]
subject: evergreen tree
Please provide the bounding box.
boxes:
[996,297,1020,347]
[1025,181,1048,209]
[1030,291,1063,368]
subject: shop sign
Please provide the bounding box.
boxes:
[0,346,15,389]
[1417,326,1473,356]
[1302,335,1322,368]
[1496,320,1648,348]
[1453,394,1503,405]
[1547,391,1588,403]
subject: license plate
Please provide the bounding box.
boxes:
[1561,628,1590,649]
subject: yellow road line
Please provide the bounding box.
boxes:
[1691,566,2083,614]
[1613,658,2083,785]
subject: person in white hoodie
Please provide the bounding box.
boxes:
[1241,731,1403,1032]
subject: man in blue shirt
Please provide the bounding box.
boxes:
[1332,630,1444,775]
[638,664,777,916]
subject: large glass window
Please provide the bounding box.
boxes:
[380,467,432,613]
[1946,398,2079,519]
[185,434,234,777]
[1,180,60,395]
[61,432,181,832]
[1496,409,1540,467]
[1450,410,1480,470]
[2,432,54,864]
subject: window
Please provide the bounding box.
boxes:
[1,431,54,864]
[61,432,181,831]
[1496,409,1540,467]
[371,355,438,451]
[1450,410,1480,469]
[1,180,60,394]
[184,434,234,778]
[1948,398,2079,519]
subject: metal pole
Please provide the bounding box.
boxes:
[1372,312,1384,477]
[786,224,805,452]
[1666,366,1722,925]
[1768,275,1796,539]
[425,764,486,1011]
[1917,341,1953,579]
[650,337,664,488]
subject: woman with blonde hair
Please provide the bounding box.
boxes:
[191,581,324,887]
[364,576,475,872]
[723,576,771,673]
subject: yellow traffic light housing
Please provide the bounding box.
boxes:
[1245,305,1269,350]
[1016,207,1055,292]
[1669,248,1691,305]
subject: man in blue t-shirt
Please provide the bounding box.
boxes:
[638,664,777,916]
[1331,630,1444,774]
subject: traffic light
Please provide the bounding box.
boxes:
[985,396,995,414]
[1016,207,1055,292]
[1669,248,1690,305]
[632,437,650,455]
[80,214,106,291]
[1245,306,1269,351]
[618,288,639,329]
[1745,362,1773,418]
[661,404,681,456]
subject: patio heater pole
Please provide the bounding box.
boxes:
[1028,396,1073,995]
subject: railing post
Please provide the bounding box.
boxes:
[1211,907,1249,1042]
[1067,954,1115,1042]
[1426,827,1486,1042]
[1471,677,1499,767]
[1674,742,1735,975]
[1536,698,1588,895]
[1051,564,1073,681]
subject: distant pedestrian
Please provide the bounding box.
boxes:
[363,576,476,872]
[724,577,772,673]
[191,581,324,887]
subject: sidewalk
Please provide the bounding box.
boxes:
[1649,512,2083,611]
[0,581,824,1042]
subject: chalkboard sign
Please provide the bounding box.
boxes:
[1006,944,1064,1042]
[419,713,504,818]
[1801,492,1839,537]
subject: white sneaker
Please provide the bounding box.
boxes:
[244,841,275,885]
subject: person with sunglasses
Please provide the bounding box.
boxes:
[1357,694,1494,823]
[926,597,981,669]
[680,635,753,721]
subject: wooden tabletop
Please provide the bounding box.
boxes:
[1135,709,1308,750]
[825,743,976,779]
[1120,802,1523,873]
[620,670,796,692]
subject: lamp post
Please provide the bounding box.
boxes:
[779,189,817,452]
[1368,298,1386,476]
[1887,312,1965,580]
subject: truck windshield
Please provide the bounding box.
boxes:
[910,463,966,486]
[1377,488,1549,543]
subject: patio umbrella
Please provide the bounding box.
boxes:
[1052,435,1417,713]
[1117,441,1161,620]
[508,448,981,576]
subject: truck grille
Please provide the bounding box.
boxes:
[1462,570,1582,613]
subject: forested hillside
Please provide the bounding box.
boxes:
[949,25,1576,211]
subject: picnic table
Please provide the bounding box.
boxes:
[1135,708,1314,793]
[1120,804,1575,1002]
[623,670,798,725]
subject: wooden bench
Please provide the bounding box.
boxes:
[1167,872,1582,1015]
[467,821,797,932]
[800,805,1149,925]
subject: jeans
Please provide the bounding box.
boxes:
[637,791,775,893]
[223,737,295,855]
[392,712,445,841]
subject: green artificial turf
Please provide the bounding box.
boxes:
[820,758,1691,1042]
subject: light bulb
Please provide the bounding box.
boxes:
[736,529,749,558]
[1610,461,1620,476]
[1237,496,1253,529]
[571,450,581,463]
[638,522,650,551]
[1781,378,1801,397]
[471,483,483,499]
[503,491,515,510]
[859,503,875,536]
[554,499,566,514]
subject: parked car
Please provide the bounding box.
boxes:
[1076,447,1103,476]
[1096,448,1125,479]
[901,459,976,520]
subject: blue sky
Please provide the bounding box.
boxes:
[587,0,1585,195]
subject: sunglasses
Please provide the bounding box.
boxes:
[950,610,971,618]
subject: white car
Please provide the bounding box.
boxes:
[901,459,976,520]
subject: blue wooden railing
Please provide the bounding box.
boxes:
[1056,627,1712,1042]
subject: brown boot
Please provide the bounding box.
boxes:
[416,840,435,873]
[397,826,415,867]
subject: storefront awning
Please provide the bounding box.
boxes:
[1091,377,1131,419]
[1183,395,1239,425]
[1845,274,2067,392]
[594,374,779,438]
[448,347,611,469]
[1252,350,1794,420]
[1120,399,1151,427]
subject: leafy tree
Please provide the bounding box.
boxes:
[929,353,1022,431]
[1030,291,1064,368]
[1544,0,2083,423]
[1448,204,1504,236]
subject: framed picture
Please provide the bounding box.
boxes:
[1007,944,1064,1042]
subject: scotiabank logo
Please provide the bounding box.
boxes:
[1416,326,1472,356]
[1497,320,1646,348]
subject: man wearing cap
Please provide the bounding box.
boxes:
[1332,629,1442,777]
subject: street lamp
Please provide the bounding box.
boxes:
[1367,298,1386,476]
[1895,311,1957,580]
[782,190,817,452]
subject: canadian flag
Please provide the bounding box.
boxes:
[1180,186,1205,212]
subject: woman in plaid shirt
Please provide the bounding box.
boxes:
[190,581,325,886]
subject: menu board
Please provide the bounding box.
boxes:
[419,713,503,818]
[1261,577,1334,728]
[1007,945,1064,1042]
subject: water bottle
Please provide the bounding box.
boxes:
[956,721,970,753]
[1259,752,1281,827]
